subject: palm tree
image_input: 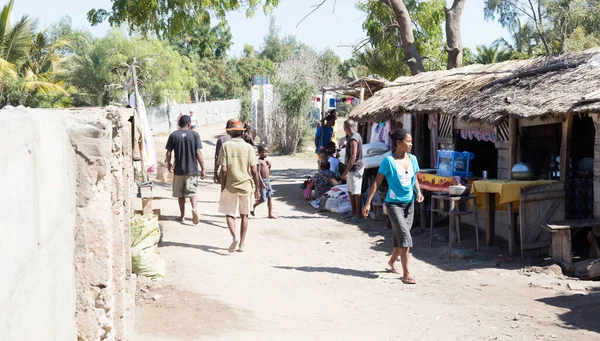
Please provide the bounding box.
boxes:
[0,0,33,85]
[494,19,539,59]
[0,0,69,105]
[474,44,512,64]
[62,37,111,106]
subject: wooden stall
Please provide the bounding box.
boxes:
[349,48,600,262]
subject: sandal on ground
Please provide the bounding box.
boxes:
[401,277,417,285]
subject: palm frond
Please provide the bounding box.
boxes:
[3,15,34,64]
[0,57,17,81]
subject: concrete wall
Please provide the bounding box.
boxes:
[0,106,135,341]
[0,110,77,341]
[146,99,241,133]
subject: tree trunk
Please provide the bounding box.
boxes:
[382,0,425,75]
[445,0,466,69]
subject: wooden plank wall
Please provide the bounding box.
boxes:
[593,115,600,218]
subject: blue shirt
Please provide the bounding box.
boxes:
[378,154,420,204]
[315,126,333,153]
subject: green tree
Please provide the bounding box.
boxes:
[355,0,446,79]
[63,30,195,107]
[494,19,539,58]
[172,19,232,59]
[88,0,280,40]
[0,0,69,106]
[474,44,511,64]
[260,17,300,63]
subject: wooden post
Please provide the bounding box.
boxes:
[431,113,439,168]
[320,88,326,154]
[507,202,517,256]
[359,81,365,103]
[509,117,518,179]
[560,114,573,183]
[420,190,428,230]
[486,193,496,246]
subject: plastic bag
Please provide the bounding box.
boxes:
[131,214,165,280]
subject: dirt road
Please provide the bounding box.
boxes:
[133,123,599,341]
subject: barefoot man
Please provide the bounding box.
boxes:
[165,115,206,224]
[252,145,276,219]
[217,120,261,252]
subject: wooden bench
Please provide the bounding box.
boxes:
[541,219,600,273]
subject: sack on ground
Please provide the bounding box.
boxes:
[156,162,169,182]
[131,214,165,280]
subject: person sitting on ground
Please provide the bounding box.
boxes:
[310,160,337,200]
[326,141,340,175]
[252,145,276,219]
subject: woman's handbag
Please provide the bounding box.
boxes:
[303,179,313,200]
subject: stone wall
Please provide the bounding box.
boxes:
[1,106,135,340]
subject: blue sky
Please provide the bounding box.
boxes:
[11,0,510,60]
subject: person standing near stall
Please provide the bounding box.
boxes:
[363,128,424,284]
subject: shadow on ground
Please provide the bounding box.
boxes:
[273,266,382,279]
[537,292,600,333]
[159,241,230,256]
[270,168,544,273]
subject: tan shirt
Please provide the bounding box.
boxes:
[217,138,258,195]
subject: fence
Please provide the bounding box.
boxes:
[146,99,241,133]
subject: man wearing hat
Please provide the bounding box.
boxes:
[217,120,261,252]
[213,119,235,184]
[165,115,206,225]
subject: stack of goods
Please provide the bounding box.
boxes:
[324,185,352,214]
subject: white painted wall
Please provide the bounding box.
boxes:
[0,110,77,340]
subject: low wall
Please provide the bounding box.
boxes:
[146,99,241,133]
[0,106,135,341]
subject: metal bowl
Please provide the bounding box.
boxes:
[448,185,469,196]
[511,163,535,180]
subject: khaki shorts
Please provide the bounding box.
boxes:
[219,189,252,216]
[346,168,364,195]
[172,175,198,198]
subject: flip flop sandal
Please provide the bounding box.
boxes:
[401,277,417,285]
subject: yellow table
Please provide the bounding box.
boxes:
[472,180,557,210]
[471,179,557,254]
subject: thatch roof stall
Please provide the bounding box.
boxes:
[341,77,392,101]
[350,48,600,126]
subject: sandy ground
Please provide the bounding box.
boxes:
[133,123,600,341]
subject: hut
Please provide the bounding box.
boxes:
[349,48,600,262]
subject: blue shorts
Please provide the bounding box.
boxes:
[259,178,273,203]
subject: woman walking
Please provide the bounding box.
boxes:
[363,129,424,284]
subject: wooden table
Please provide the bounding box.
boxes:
[430,194,480,254]
[471,180,556,256]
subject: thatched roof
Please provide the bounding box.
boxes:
[341,77,392,100]
[350,48,600,125]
